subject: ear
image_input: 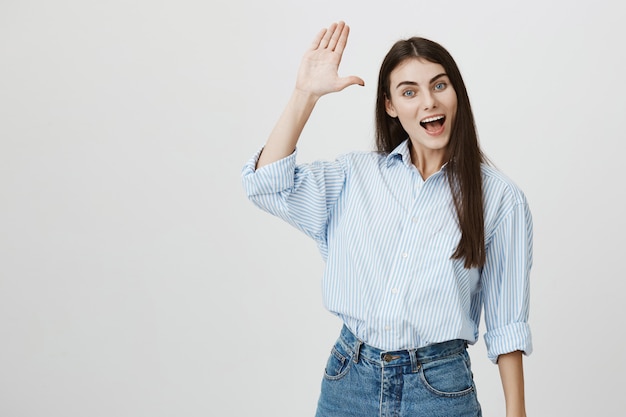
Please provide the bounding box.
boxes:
[385,96,398,118]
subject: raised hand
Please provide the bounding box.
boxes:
[256,21,363,168]
[295,21,365,99]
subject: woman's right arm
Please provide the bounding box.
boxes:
[256,21,364,169]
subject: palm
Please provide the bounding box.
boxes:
[295,22,363,98]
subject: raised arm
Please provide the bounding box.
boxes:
[256,21,364,169]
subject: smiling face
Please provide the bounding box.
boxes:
[385,58,457,166]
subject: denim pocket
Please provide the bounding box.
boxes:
[419,352,475,397]
[323,341,353,381]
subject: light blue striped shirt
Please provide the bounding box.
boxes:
[242,139,532,363]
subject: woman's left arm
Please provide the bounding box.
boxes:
[497,350,526,417]
[481,181,533,415]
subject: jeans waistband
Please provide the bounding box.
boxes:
[338,325,467,366]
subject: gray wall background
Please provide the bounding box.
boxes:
[1,0,624,415]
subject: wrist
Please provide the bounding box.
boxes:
[292,87,322,104]
[505,403,526,417]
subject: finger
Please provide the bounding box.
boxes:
[310,28,327,50]
[337,75,366,91]
[334,23,350,56]
[318,22,338,49]
[327,21,346,51]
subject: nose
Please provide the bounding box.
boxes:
[423,91,437,110]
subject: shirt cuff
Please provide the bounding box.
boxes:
[484,322,532,364]
[241,147,298,196]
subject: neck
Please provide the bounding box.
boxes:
[409,142,447,179]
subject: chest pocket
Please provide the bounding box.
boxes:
[431,221,461,254]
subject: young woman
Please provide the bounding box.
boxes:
[242,21,532,417]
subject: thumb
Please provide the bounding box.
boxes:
[336,75,365,91]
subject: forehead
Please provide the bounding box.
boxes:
[389,58,446,84]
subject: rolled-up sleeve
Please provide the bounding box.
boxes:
[241,147,347,252]
[481,201,533,364]
[242,148,298,196]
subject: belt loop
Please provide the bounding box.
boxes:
[408,348,420,373]
[353,339,362,364]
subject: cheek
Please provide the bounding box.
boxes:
[396,110,419,129]
[396,101,421,118]
[447,94,458,115]
[446,100,458,125]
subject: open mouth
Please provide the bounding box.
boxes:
[420,115,446,133]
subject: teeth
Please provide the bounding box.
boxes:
[421,115,445,123]
[421,116,443,123]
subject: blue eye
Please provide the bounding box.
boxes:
[403,90,415,97]
[434,82,446,91]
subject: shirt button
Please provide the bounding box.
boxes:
[385,325,391,331]
[401,252,408,258]
[412,217,418,223]
[391,288,398,294]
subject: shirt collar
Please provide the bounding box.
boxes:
[385,139,412,168]
[385,139,449,173]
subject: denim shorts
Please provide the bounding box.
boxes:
[315,325,482,417]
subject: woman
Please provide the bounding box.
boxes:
[242,21,532,417]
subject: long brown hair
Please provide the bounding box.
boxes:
[375,37,486,268]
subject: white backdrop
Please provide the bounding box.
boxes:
[1,0,625,416]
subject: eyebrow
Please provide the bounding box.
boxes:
[394,73,448,90]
